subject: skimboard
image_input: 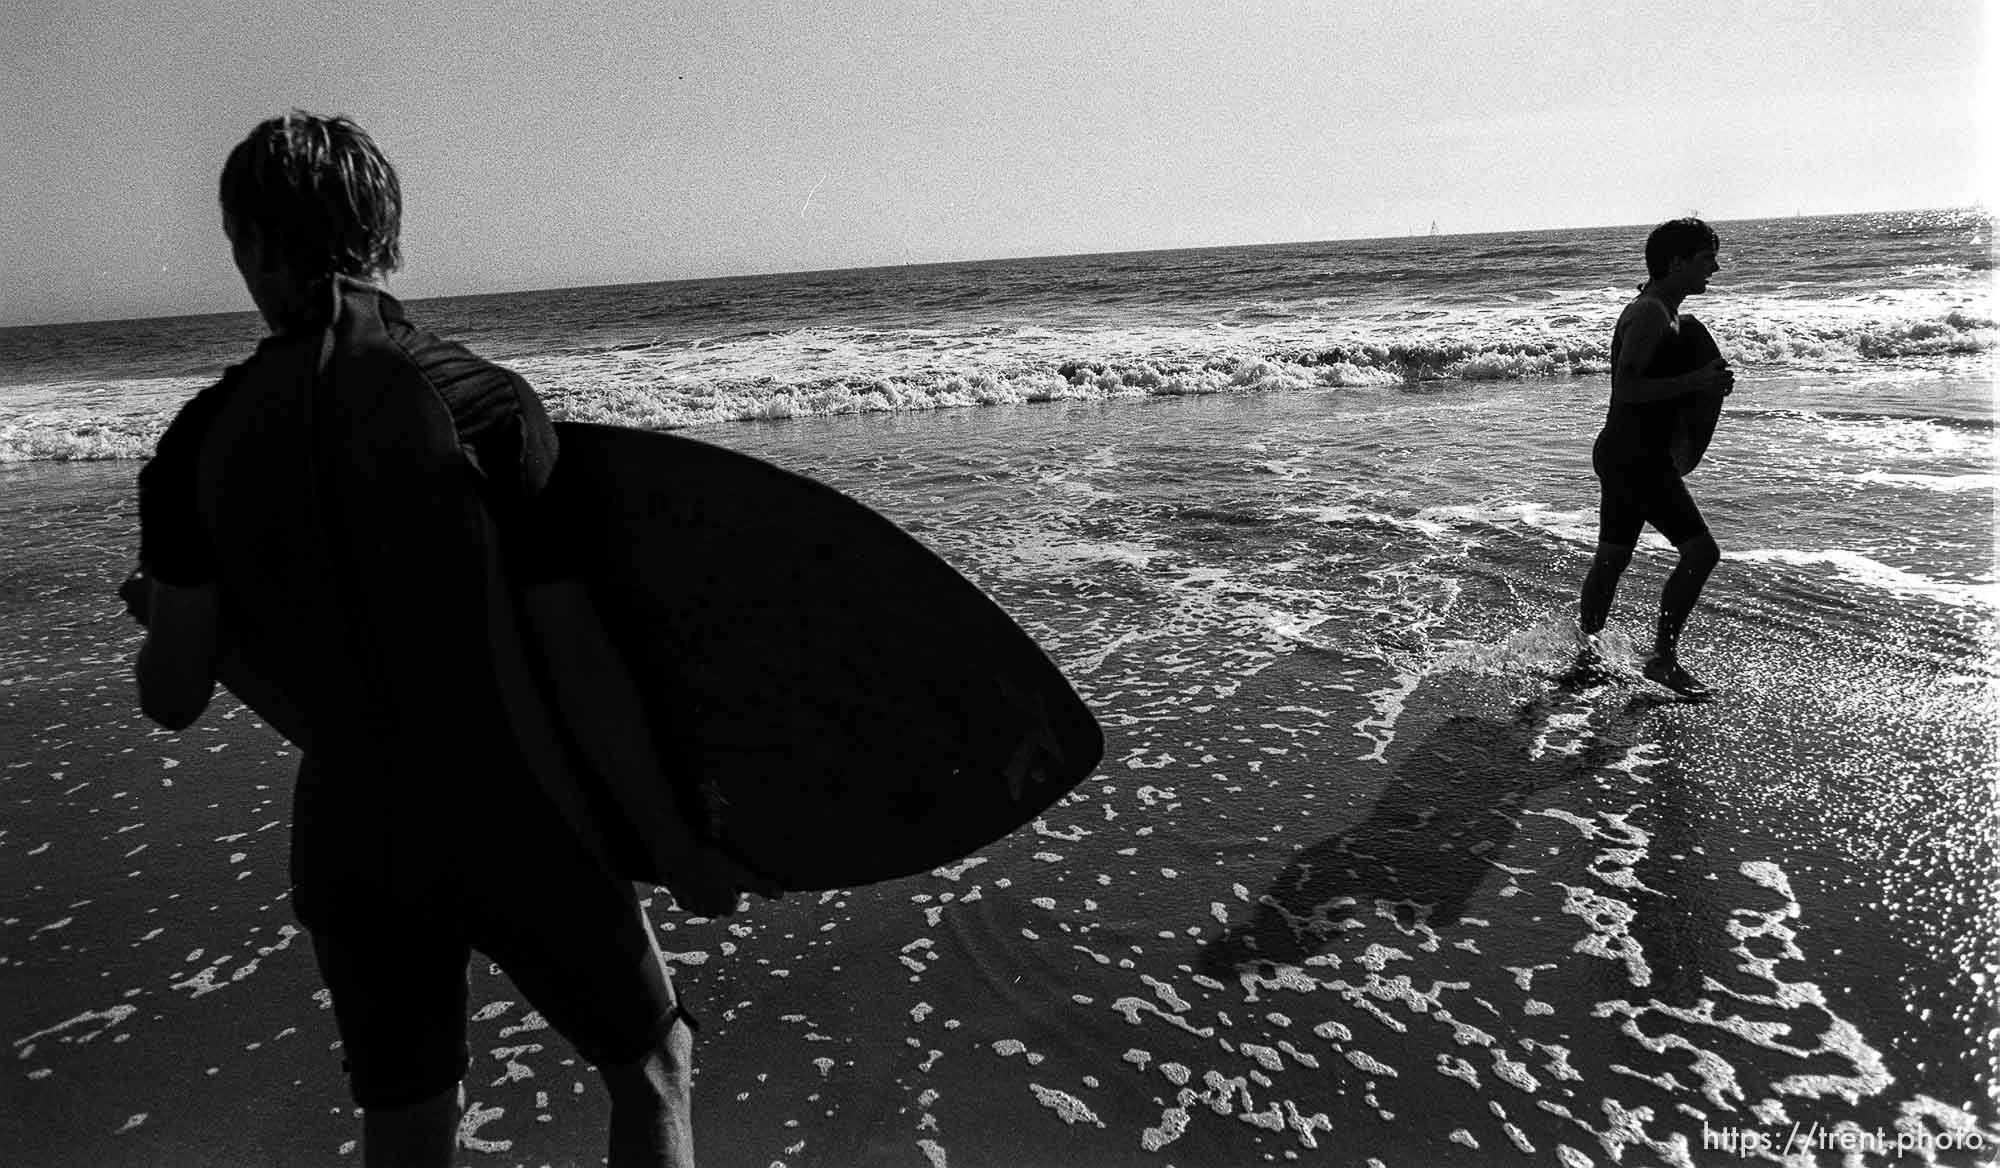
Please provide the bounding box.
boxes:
[540,422,1104,890]
[1664,316,1724,476]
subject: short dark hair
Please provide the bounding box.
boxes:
[1644,217,1719,281]
[219,112,402,279]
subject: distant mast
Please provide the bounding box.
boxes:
[1429,219,1438,236]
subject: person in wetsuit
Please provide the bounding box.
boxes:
[1577,217,1734,700]
[132,112,775,1167]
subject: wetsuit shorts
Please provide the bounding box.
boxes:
[1592,445,1709,550]
[300,756,683,1108]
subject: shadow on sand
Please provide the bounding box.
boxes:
[1201,680,1682,979]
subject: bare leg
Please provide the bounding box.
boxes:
[363,1083,461,1168]
[601,1011,697,1168]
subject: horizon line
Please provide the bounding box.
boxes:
[5,202,1985,331]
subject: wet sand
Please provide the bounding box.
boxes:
[6,653,1993,1167]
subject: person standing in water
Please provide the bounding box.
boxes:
[132,111,774,1166]
[1576,217,1734,700]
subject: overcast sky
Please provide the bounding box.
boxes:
[2,0,1991,325]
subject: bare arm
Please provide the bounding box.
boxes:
[135,578,222,730]
[1611,303,1732,404]
[125,569,315,747]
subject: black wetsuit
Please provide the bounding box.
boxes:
[1591,305,1712,548]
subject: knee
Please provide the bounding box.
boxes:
[1678,534,1720,573]
[1589,543,1634,574]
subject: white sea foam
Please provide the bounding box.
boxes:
[1850,469,1998,493]
[1781,410,1992,458]
[5,258,1987,462]
[1731,547,1998,608]
[1027,1083,1103,1127]
[1415,500,1600,545]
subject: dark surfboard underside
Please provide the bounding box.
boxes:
[545,422,1104,890]
[1668,317,1724,475]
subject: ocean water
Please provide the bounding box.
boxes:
[1,209,1992,459]
[2,210,1997,1166]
